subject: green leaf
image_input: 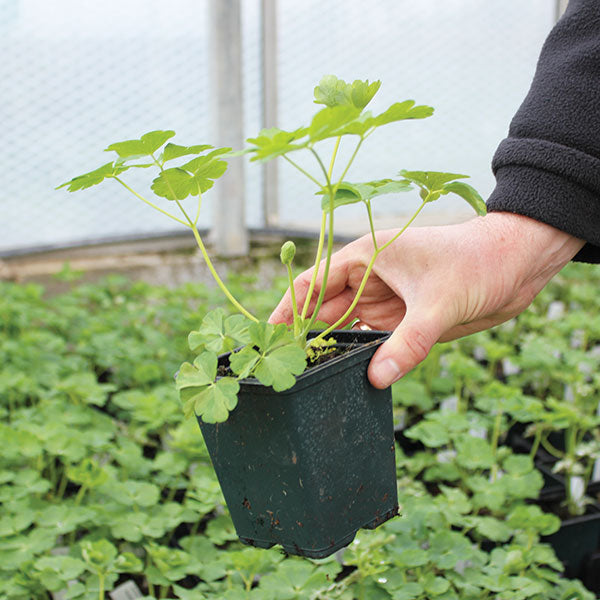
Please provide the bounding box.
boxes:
[162,143,213,162]
[105,130,176,158]
[318,182,363,211]
[472,516,513,542]
[106,480,161,507]
[183,377,240,423]
[244,322,306,391]
[313,75,381,110]
[422,573,451,596]
[188,309,250,354]
[373,100,434,126]
[308,105,361,142]
[229,345,261,379]
[246,127,308,162]
[405,420,449,447]
[455,436,494,470]
[399,170,469,193]
[253,343,306,391]
[443,181,487,216]
[80,539,118,570]
[319,179,412,211]
[56,162,128,191]
[150,167,198,200]
[66,458,108,488]
[176,352,218,390]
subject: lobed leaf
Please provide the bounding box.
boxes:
[246,127,308,162]
[56,162,128,192]
[319,179,412,211]
[105,130,176,158]
[313,75,381,110]
[181,377,240,424]
[443,181,487,216]
[308,105,361,142]
[373,101,434,126]
[162,143,213,162]
[188,309,251,354]
[176,352,217,390]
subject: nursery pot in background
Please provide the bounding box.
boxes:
[537,464,600,594]
[198,330,398,559]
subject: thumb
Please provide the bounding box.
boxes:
[367,308,446,389]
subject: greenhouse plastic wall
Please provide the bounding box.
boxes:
[1,0,556,256]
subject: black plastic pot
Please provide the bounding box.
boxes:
[198,330,398,558]
[538,474,600,592]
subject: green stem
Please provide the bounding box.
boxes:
[490,413,503,482]
[56,469,68,500]
[529,428,542,461]
[113,178,188,226]
[540,436,564,460]
[311,199,429,343]
[148,581,156,598]
[328,136,342,178]
[335,136,364,186]
[305,207,334,333]
[365,200,378,250]
[301,211,327,321]
[286,263,300,336]
[311,248,377,342]
[309,147,330,183]
[283,155,323,188]
[98,573,105,600]
[175,200,258,322]
[377,199,428,253]
[74,484,87,506]
[302,141,347,334]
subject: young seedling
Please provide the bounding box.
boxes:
[58,75,486,423]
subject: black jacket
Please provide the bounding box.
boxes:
[486,0,600,263]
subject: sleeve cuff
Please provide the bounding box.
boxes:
[486,162,600,263]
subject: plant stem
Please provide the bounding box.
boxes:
[311,199,428,343]
[74,484,87,506]
[283,155,323,188]
[301,211,327,322]
[98,574,105,600]
[490,413,503,482]
[175,200,258,323]
[336,136,364,186]
[113,178,188,226]
[56,469,68,500]
[304,147,339,333]
[529,429,542,461]
[365,200,378,250]
[286,263,300,336]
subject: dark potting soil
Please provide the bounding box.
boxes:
[216,337,376,379]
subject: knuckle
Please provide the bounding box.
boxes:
[403,327,431,364]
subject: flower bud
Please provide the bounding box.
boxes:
[280,240,296,266]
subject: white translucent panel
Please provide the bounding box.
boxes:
[1,0,557,253]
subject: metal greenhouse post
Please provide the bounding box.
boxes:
[261,0,279,227]
[209,0,248,256]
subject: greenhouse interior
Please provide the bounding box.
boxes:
[3,0,600,598]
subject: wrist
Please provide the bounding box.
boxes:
[479,211,584,293]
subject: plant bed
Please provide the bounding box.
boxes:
[198,329,398,558]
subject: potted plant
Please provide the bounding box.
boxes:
[58,74,485,558]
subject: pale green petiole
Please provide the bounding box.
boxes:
[114,178,188,226]
[286,262,300,337]
[310,198,429,345]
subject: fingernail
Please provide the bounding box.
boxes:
[372,358,403,387]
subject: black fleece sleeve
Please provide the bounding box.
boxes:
[486,0,600,263]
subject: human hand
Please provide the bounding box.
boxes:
[269,212,584,388]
